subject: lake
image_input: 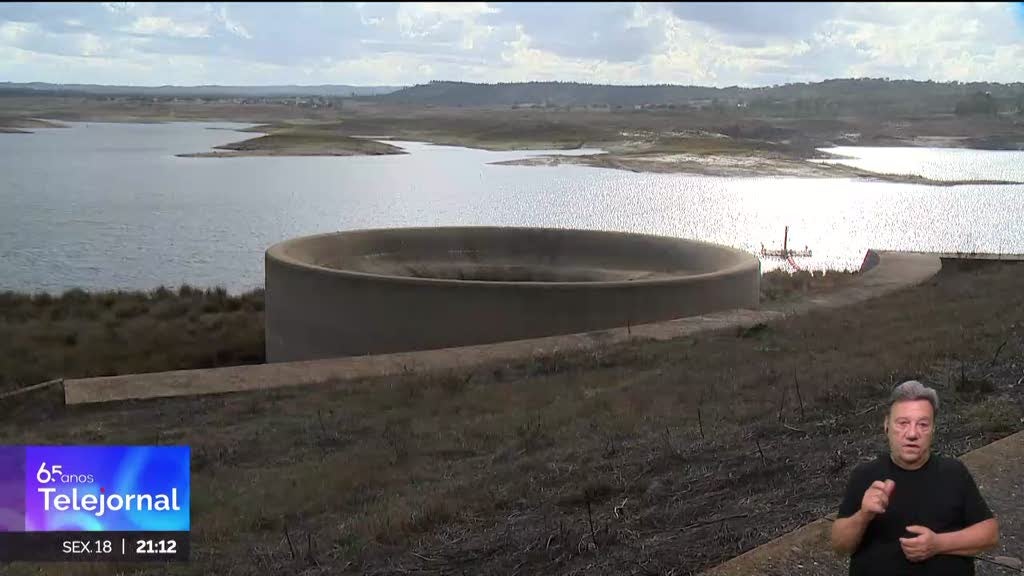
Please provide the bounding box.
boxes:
[1,122,1022,294]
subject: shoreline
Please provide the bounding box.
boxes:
[4,115,1021,184]
[0,117,69,132]
[172,122,1023,184]
[177,148,406,158]
[176,123,407,158]
[177,128,1024,185]
[488,151,1023,185]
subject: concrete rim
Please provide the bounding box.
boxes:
[66,250,947,404]
[265,226,760,289]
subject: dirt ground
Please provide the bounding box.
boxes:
[1,260,1021,576]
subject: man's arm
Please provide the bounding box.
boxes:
[900,463,999,563]
[831,479,894,555]
[942,460,999,556]
[900,519,999,561]
[831,509,875,554]
[936,518,999,556]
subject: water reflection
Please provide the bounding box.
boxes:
[1,123,1022,293]
[814,146,1024,182]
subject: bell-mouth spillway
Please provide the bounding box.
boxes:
[265,226,761,362]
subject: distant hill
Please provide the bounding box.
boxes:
[377,81,724,107]
[376,79,1024,115]
[0,82,403,98]
[5,79,1023,116]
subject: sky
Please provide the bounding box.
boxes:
[0,2,1022,87]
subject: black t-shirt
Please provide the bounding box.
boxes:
[837,453,994,576]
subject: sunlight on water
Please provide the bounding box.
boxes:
[1,123,1023,293]
[814,146,1024,182]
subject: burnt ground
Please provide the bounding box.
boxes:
[0,260,1022,576]
[705,428,1024,576]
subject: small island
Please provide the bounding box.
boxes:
[177,124,406,158]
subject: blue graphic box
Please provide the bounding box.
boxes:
[0,446,190,532]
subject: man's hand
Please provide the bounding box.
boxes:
[833,479,894,555]
[900,525,939,562]
[861,479,895,515]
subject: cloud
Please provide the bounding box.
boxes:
[0,2,1022,86]
[0,20,37,44]
[484,3,666,63]
[101,3,136,15]
[121,16,209,38]
[665,2,840,39]
[797,3,1024,83]
[216,5,250,39]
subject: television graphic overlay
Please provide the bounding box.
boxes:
[0,446,190,562]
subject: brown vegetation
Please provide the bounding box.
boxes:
[0,286,264,393]
[1,260,1021,575]
[759,269,856,303]
[0,270,850,396]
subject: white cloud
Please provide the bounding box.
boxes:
[217,5,251,39]
[805,3,1024,83]
[121,16,209,39]
[0,21,38,44]
[395,1,497,49]
[414,3,498,18]
[1,2,1022,86]
[77,33,106,57]
[101,3,137,15]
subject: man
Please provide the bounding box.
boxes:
[831,380,999,575]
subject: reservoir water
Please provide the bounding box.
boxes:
[2,122,1022,293]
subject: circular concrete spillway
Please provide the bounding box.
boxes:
[265,227,760,362]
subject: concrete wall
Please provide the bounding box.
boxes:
[266,227,760,362]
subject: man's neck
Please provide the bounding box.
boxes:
[890,451,931,471]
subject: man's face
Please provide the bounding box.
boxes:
[886,399,935,469]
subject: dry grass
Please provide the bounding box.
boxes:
[0,286,264,393]
[0,270,845,395]
[628,135,788,156]
[319,112,619,151]
[1,260,1021,575]
[759,268,857,303]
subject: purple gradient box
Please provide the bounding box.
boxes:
[0,447,25,531]
[1,446,190,532]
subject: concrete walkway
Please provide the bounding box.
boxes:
[63,250,941,405]
[703,431,1024,576]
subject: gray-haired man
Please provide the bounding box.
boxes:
[831,380,1000,575]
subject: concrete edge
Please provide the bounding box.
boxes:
[266,226,762,289]
[700,517,836,576]
[63,250,942,405]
